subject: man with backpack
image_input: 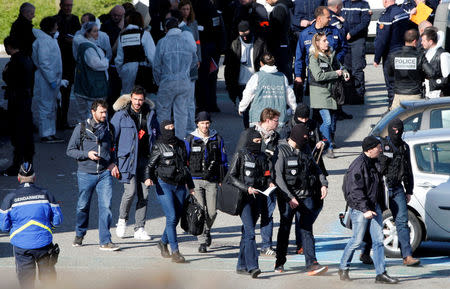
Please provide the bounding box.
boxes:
[67,99,120,251]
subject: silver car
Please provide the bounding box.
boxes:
[383,128,450,257]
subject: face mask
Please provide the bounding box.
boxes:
[388,119,404,146]
[160,121,177,145]
[245,130,262,154]
[240,33,253,44]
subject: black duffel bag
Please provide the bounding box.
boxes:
[181,194,205,236]
[216,175,245,216]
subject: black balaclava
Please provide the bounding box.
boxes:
[290,123,309,149]
[246,129,262,154]
[388,118,404,146]
[238,21,253,44]
[294,104,310,123]
[159,120,177,145]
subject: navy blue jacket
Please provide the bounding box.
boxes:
[341,0,371,41]
[111,96,159,183]
[374,4,410,64]
[291,0,327,32]
[0,183,63,249]
[329,9,346,39]
[294,24,347,77]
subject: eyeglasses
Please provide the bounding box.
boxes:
[270,118,279,123]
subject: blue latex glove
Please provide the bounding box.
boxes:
[50,81,57,89]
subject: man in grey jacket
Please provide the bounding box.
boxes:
[66,100,120,251]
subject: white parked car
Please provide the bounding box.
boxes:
[382,128,450,257]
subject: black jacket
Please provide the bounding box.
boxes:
[379,138,414,195]
[228,0,269,43]
[145,140,195,189]
[386,45,433,95]
[224,36,267,97]
[2,51,34,99]
[268,0,293,49]
[9,14,35,57]
[228,149,267,195]
[344,153,386,213]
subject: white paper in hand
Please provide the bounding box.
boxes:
[256,186,277,197]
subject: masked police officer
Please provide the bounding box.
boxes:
[184,111,228,253]
[273,123,329,275]
[0,163,63,289]
[379,118,420,266]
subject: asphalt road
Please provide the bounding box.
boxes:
[1,55,450,289]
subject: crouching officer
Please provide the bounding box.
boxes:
[0,163,63,289]
[273,124,329,275]
[184,111,228,253]
[379,118,420,266]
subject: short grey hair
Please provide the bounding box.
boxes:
[18,174,35,184]
[19,2,35,15]
[328,0,342,7]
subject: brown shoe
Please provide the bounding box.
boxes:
[403,256,420,266]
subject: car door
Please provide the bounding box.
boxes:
[413,141,450,233]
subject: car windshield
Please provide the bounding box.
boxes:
[370,106,405,136]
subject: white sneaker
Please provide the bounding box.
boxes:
[116,219,126,238]
[134,227,152,240]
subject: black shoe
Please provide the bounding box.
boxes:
[157,241,171,258]
[360,253,374,265]
[236,269,251,275]
[375,272,399,284]
[72,235,83,247]
[249,268,261,278]
[198,243,207,253]
[171,250,186,263]
[50,136,65,143]
[338,269,351,281]
[205,231,212,247]
[2,165,20,176]
[341,111,353,120]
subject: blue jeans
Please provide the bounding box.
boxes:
[389,186,412,258]
[155,178,187,252]
[339,205,385,275]
[295,199,323,249]
[258,192,276,250]
[237,198,261,272]
[276,196,320,268]
[319,109,337,149]
[76,170,113,245]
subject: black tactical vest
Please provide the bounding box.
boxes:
[241,152,265,188]
[284,151,317,198]
[429,47,450,94]
[157,148,185,183]
[187,135,222,181]
[120,28,146,64]
[382,139,408,188]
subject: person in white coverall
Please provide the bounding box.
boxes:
[115,11,156,95]
[73,22,109,122]
[32,16,65,143]
[73,13,112,62]
[153,17,197,139]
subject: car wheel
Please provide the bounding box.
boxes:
[382,210,423,258]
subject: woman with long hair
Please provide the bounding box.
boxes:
[308,32,349,159]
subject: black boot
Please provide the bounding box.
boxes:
[198,243,207,253]
[171,250,186,263]
[375,272,399,284]
[338,269,351,281]
[157,241,171,258]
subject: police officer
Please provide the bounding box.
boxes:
[386,29,433,110]
[144,120,195,263]
[0,163,63,289]
[373,0,410,108]
[184,111,228,253]
[228,128,267,278]
[341,0,371,104]
[274,124,329,275]
[294,6,347,93]
[379,118,420,266]
[422,27,450,98]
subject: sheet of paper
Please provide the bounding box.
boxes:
[256,186,277,197]
[410,3,433,25]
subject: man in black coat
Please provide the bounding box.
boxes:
[2,37,35,176]
[9,3,35,57]
[54,0,81,129]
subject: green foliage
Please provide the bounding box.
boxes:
[0,0,121,43]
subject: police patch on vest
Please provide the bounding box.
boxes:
[245,170,252,176]
[304,40,312,45]
[333,35,338,39]
[394,57,417,70]
[291,169,297,175]
[163,151,174,157]
[320,62,329,68]
[212,17,220,27]
[244,161,256,168]
[287,160,298,166]
[192,146,201,152]
[121,33,141,47]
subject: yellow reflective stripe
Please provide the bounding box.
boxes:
[10,220,53,239]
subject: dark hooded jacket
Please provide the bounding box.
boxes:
[9,14,35,57]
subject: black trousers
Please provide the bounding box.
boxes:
[14,244,56,289]
[7,94,34,166]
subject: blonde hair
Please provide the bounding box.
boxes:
[312,32,331,59]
